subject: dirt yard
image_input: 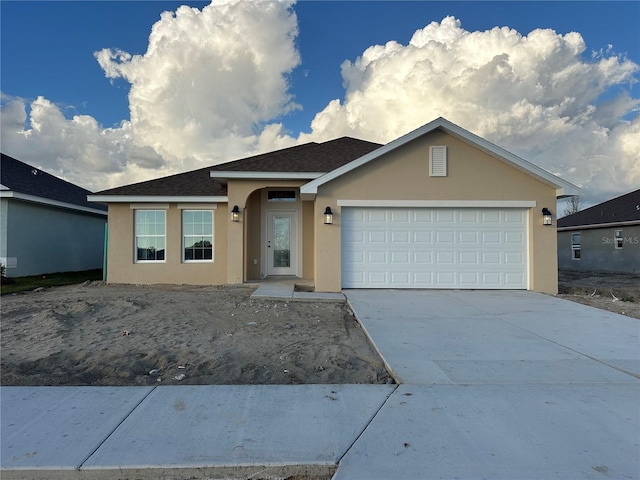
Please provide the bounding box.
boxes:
[1,283,391,386]
[2,272,637,387]
[558,270,640,319]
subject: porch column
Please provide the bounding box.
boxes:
[227,195,246,285]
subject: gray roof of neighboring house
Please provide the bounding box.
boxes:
[1,153,107,212]
[94,137,382,197]
[557,189,640,228]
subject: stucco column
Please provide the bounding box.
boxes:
[227,191,247,285]
[227,212,244,284]
[314,199,342,292]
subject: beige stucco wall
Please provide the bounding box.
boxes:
[106,203,228,285]
[313,129,559,294]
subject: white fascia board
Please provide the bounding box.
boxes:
[210,171,324,180]
[0,183,9,191]
[2,191,107,216]
[558,220,640,232]
[301,116,581,199]
[337,200,537,208]
[87,195,229,203]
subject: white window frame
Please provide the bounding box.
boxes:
[182,210,214,263]
[135,210,167,263]
[571,232,581,260]
[429,145,448,177]
[614,229,623,249]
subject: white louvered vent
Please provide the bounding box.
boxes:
[429,146,447,177]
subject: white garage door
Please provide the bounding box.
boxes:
[341,207,528,289]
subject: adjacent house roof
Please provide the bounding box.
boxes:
[90,137,382,202]
[301,117,580,198]
[558,189,640,230]
[0,153,107,214]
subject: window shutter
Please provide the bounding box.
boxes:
[430,146,447,177]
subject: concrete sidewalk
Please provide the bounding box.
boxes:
[2,385,395,479]
[335,290,640,479]
[250,282,345,301]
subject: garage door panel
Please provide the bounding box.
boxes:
[436,231,455,243]
[342,207,528,289]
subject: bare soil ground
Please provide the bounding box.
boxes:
[2,272,637,387]
[1,283,391,386]
[557,270,640,319]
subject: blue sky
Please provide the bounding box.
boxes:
[3,1,638,132]
[1,1,639,204]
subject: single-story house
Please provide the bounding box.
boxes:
[1,153,108,277]
[89,117,579,294]
[558,189,640,273]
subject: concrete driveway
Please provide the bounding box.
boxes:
[336,290,640,480]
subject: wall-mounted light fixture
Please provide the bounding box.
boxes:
[231,205,240,222]
[542,207,552,226]
[324,206,333,225]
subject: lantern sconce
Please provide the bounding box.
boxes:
[231,205,240,222]
[542,207,552,226]
[324,206,333,225]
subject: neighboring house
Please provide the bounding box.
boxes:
[0,153,107,277]
[557,189,640,273]
[89,117,579,294]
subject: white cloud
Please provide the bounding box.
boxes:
[94,0,300,166]
[2,0,300,191]
[1,9,638,206]
[302,16,639,204]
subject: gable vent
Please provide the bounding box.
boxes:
[430,146,447,177]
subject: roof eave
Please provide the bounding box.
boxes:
[558,219,640,231]
[210,171,325,183]
[1,191,107,215]
[87,195,229,204]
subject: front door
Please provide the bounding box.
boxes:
[267,211,297,275]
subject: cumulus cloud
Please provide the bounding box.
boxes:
[94,0,300,166]
[1,94,139,189]
[302,16,639,204]
[1,8,638,205]
[2,0,300,191]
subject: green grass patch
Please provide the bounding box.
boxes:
[1,269,103,295]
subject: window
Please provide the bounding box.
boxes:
[135,210,166,262]
[571,232,581,260]
[614,230,623,249]
[429,146,448,177]
[268,190,296,202]
[183,210,213,262]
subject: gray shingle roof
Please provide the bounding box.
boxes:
[558,189,640,227]
[94,137,382,197]
[1,153,107,211]
[94,165,228,197]
[209,137,382,173]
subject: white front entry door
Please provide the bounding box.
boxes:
[267,211,297,276]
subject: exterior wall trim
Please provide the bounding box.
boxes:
[337,200,537,208]
[89,195,228,203]
[211,172,324,180]
[130,203,170,210]
[1,191,107,216]
[177,203,218,209]
[558,220,640,232]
